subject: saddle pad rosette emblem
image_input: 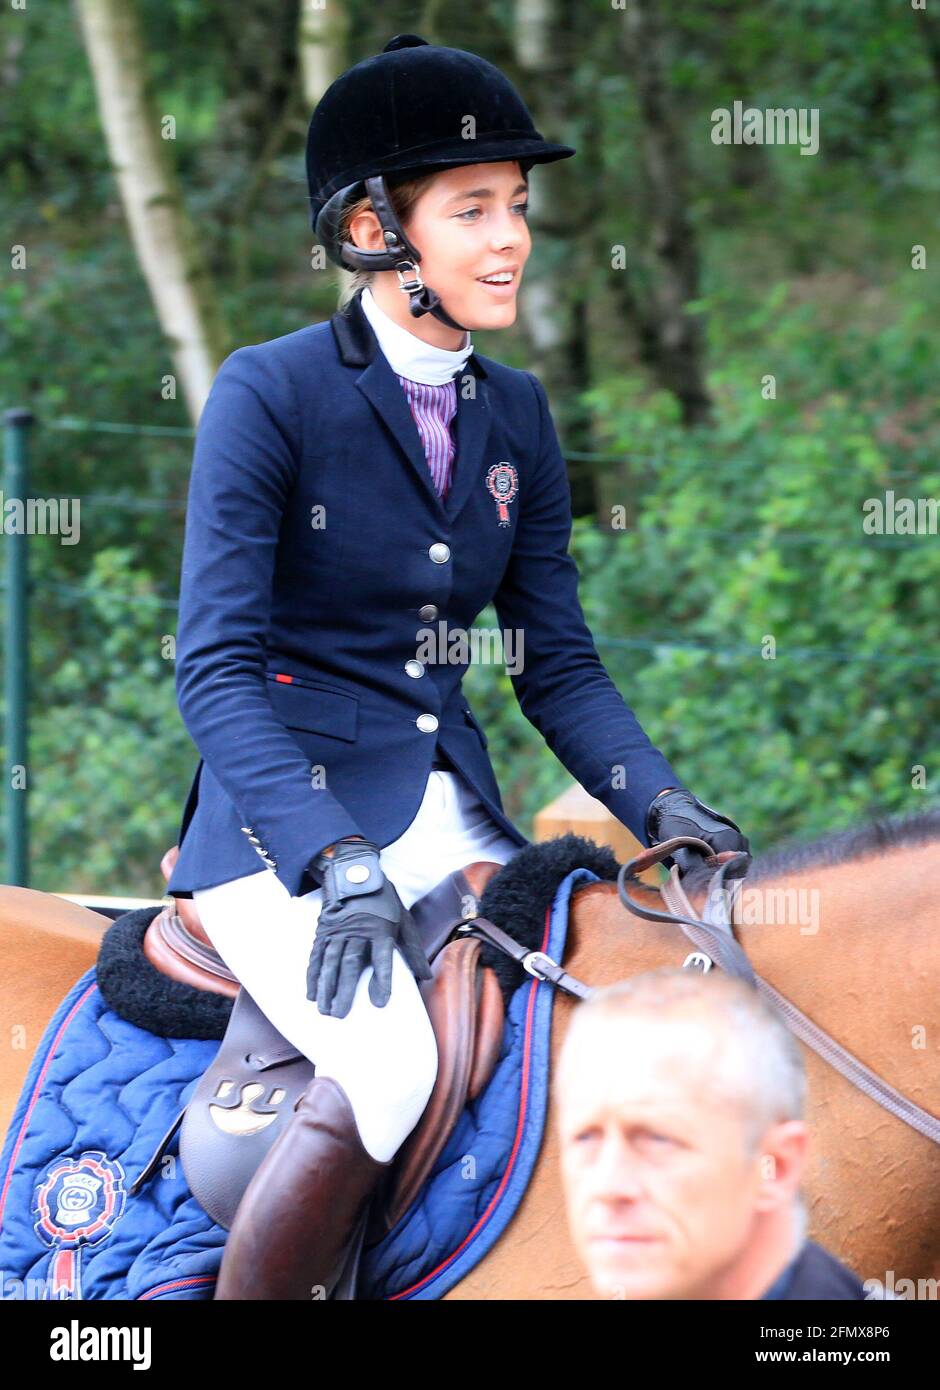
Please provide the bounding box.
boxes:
[33,1151,127,1299]
[485,463,519,526]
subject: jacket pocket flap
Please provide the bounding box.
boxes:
[266,676,359,742]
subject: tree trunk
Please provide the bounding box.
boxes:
[512,0,597,515]
[618,0,712,425]
[73,0,228,421]
[297,0,349,109]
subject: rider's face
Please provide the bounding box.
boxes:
[401,161,531,333]
[355,162,532,347]
[558,1014,802,1300]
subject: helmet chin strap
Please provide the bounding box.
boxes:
[390,256,470,335]
[327,175,471,335]
[368,175,471,334]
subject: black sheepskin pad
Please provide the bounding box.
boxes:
[93,835,622,1040]
[95,906,234,1040]
[476,834,621,1003]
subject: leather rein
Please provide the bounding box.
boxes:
[462,837,940,1146]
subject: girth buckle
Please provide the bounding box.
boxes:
[522,949,561,982]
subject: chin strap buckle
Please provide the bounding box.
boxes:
[395,260,425,295]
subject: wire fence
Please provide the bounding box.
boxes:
[15,411,940,663]
[6,408,938,887]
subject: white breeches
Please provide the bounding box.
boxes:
[192,772,521,1161]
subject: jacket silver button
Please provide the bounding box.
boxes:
[418,604,438,621]
[429,543,450,564]
[344,864,370,884]
[404,659,424,679]
[416,713,439,733]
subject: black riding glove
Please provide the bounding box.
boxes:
[306,837,432,1018]
[646,788,750,864]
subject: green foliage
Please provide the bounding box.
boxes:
[26,550,188,896]
[478,273,940,851]
[3,0,940,889]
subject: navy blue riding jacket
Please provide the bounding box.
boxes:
[167,288,685,899]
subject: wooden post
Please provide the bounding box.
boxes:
[4,409,33,887]
[533,783,663,885]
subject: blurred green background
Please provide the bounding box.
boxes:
[3,0,939,895]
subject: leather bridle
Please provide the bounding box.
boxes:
[616,836,940,1146]
[464,835,940,1144]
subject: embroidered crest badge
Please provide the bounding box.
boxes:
[485,462,519,526]
[33,1151,126,1299]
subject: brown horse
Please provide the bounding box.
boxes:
[445,814,940,1298]
[1,811,938,1300]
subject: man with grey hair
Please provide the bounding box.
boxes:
[557,967,866,1300]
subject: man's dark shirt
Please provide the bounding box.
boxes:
[762,1239,867,1300]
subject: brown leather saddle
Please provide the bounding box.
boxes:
[131,850,507,1237]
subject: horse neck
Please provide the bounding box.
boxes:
[684,841,938,1055]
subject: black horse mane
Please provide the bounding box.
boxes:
[674,802,940,900]
[740,803,940,883]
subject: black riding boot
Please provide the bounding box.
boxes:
[214,1074,390,1300]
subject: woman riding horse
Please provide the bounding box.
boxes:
[166,33,748,1299]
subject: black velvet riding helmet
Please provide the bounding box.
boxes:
[306,33,576,330]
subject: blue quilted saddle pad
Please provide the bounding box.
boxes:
[0,869,596,1300]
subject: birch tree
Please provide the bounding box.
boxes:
[74,0,227,420]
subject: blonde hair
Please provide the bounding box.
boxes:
[335,170,445,309]
[560,968,806,1152]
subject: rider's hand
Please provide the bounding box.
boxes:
[645,787,749,868]
[305,837,432,1018]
